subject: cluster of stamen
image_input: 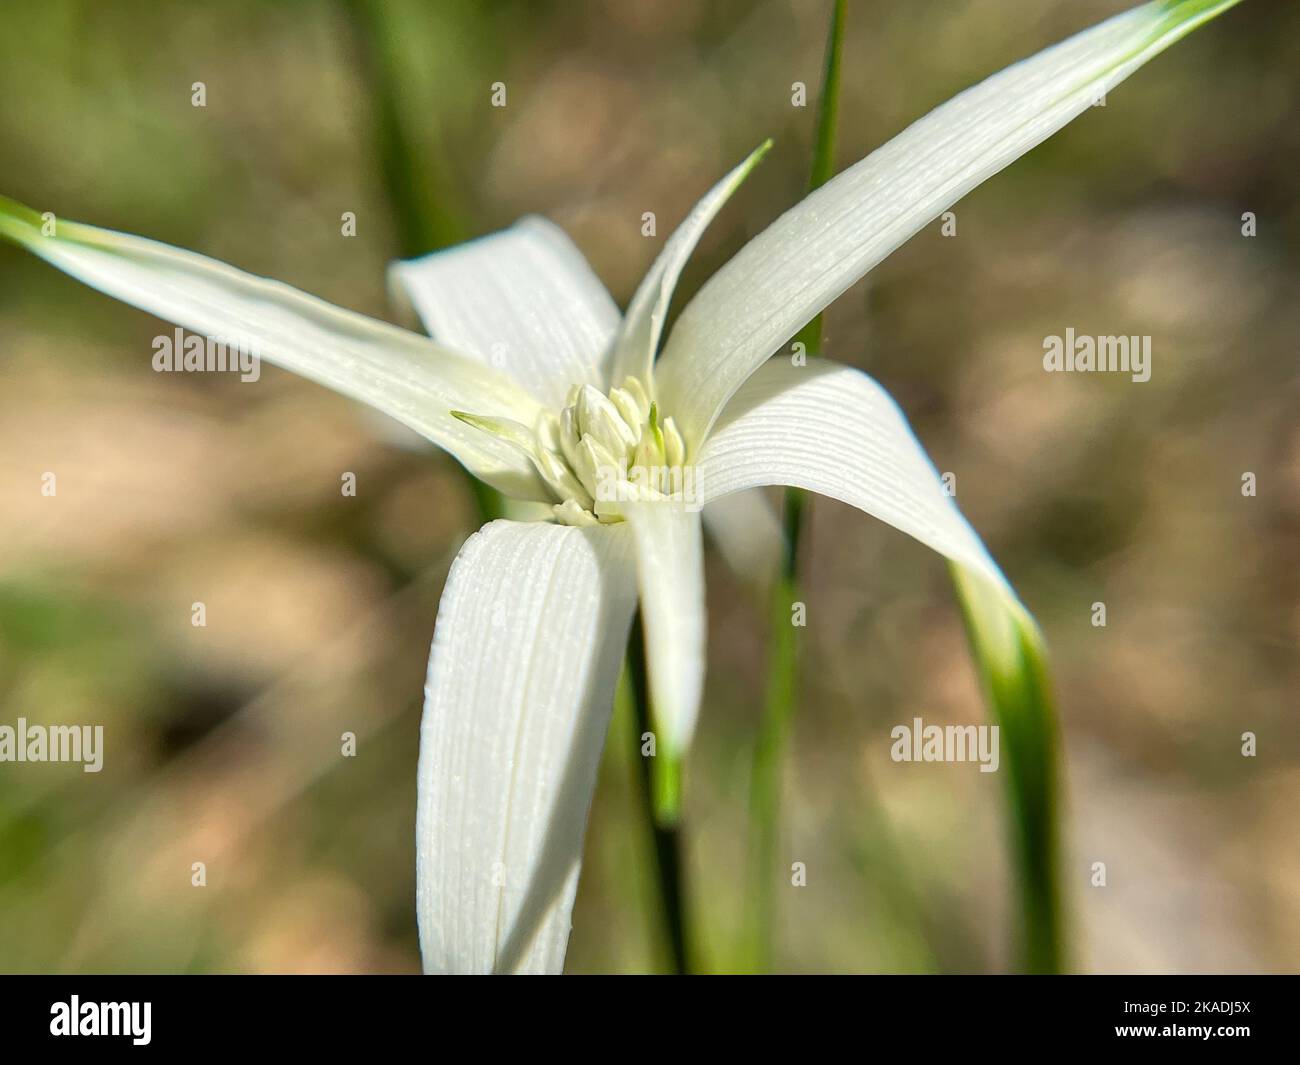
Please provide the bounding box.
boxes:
[453,376,687,526]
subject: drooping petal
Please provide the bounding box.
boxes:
[696,358,1009,593]
[702,490,784,600]
[416,519,637,974]
[655,0,1243,448]
[607,141,771,389]
[0,196,548,498]
[610,499,706,759]
[389,216,621,407]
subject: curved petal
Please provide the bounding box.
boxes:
[608,141,770,389]
[611,499,706,760]
[0,196,547,499]
[696,358,1009,593]
[416,519,637,974]
[389,216,621,407]
[655,0,1243,448]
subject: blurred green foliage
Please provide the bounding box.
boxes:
[0,0,1295,973]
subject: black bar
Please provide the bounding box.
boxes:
[0,975,1290,1052]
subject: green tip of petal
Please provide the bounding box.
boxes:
[949,561,1064,972]
[743,139,774,179]
[449,409,481,429]
[1146,0,1245,44]
[450,409,503,432]
[449,409,537,454]
[652,748,682,827]
[1156,0,1243,17]
[0,193,45,245]
[729,140,775,192]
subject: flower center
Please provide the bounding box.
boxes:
[452,376,689,526]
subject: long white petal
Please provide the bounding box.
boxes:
[389,217,621,407]
[656,0,1242,448]
[615,500,706,757]
[607,142,770,389]
[697,359,1008,593]
[416,519,637,974]
[0,197,547,499]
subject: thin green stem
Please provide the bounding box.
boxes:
[744,0,843,975]
[744,535,803,971]
[342,0,466,258]
[627,612,691,974]
[746,0,1066,976]
[341,0,498,524]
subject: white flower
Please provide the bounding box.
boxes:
[0,0,1240,972]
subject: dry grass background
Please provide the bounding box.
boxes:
[0,0,1295,972]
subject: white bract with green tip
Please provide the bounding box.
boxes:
[0,0,1240,973]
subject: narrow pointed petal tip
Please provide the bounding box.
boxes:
[0,195,551,500]
[417,520,637,974]
[610,140,772,389]
[655,0,1246,449]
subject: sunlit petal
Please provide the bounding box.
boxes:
[697,358,1009,593]
[613,499,706,756]
[416,519,637,974]
[390,217,621,407]
[656,0,1243,448]
[0,197,548,498]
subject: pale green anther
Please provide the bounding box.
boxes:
[534,409,562,453]
[572,385,598,436]
[558,405,583,471]
[619,376,652,421]
[457,375,687,525]
[662,416,686,470]
[633,403,667,471]
[577,385,638,454]
[450,410,536,453]
[536,446,593,511]
[608,386,646,439]
[649,402,664,448]
[577,433,618,491]
[632,436,657,472]
[453,408,594,509]
[630,382,653,419]
[552,498,600,527]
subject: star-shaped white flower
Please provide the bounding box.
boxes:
[0,0,1240,973]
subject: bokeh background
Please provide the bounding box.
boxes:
[0,0,1295,973]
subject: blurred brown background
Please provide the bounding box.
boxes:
[0,0,1295,973]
